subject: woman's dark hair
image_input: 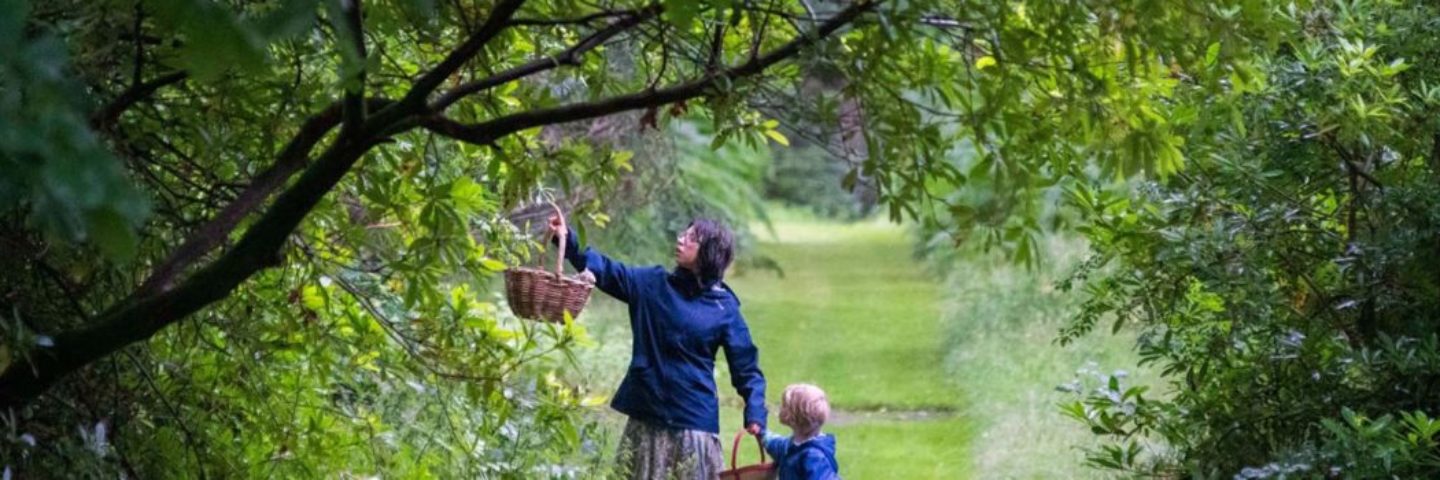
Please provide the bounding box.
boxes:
[688,218,735,282]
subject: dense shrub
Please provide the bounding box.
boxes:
[1059,2,1440,477]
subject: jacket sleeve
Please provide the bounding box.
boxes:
[762,432,790,461]
[799,449,839,479]
[723,310,768,430]
[552,228,637,302]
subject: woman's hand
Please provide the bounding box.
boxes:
[547,213,566,240]
[746,423,762,436]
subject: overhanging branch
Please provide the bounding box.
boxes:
[429,4,663,112]
[135,98,393,298]
[509,6,648,26]
[0,134,382,409]
[366,0,526,129]
[89,71,188,131]
[424,0,876,146]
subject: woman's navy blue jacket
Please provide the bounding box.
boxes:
[559,229,767,433]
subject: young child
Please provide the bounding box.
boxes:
[763,384,840,480]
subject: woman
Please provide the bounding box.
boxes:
[549,214,767,479]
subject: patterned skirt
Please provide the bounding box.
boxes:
[615,417,723,480]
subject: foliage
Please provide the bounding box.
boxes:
[1056,0,1440,477]
[1316,408,1440,478]
[837,0,1285,262]
[0,0,1353,476]
[763,145,875,220]
[924,232,1140,478]
[581,117,774,266]
[0,0,877,475]
[0,0,150,260]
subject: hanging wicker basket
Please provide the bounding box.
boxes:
[504,202,594,323]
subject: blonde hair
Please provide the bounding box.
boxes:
[778,384,829,437]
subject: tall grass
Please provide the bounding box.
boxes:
[928,235,1152,478]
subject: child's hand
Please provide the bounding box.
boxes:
[746,423,762,436]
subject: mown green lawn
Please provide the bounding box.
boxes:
[718,213,971,479]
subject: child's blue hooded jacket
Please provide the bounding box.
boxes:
[764,433,840,480]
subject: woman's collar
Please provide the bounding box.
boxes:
[668,266,720,297]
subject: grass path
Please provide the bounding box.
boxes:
[573,210,1148,478]
[718,214,971,478]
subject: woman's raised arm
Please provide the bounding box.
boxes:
[549,215,638,302]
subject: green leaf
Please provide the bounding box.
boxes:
[0,0,28,48]
[763,129,790,146]
[301,285,326,310]
[253,0,319,38]
[449,177,489,212]
[1155,136,1185,177]
[975,55,997,70]
[841,169,859,191]
[710,129,732,150]
[146,0,270,81]
[612,150,635,172]
[1229,106,1247,137]
[87,210,139,262]
[1014,230,1032,267]
[401,0,437,18]
[663,0,701,28]
[479,258,507,271]
[1060,401,1088,421]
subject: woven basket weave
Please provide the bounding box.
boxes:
[504,203,594,323]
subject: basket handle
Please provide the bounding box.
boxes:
[730,430,766,470]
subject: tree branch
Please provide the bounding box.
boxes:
[749,0,773,60]
[89,71,188,131]
[428,4,662,112]
[1324,136,1383,189]
[135,98,392,298]
[0,131,383,409]
[339,0,368,139]
[707,13,727,72]
[366,0,526,129]
[423,0,876,146]
[132,104,337,297]
[1430,131,1440,175]
[130,2,146,86]
[509,7,646,26]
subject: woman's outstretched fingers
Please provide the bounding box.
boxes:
[548,213,565,239]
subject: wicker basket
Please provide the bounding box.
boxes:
[720,430,775,480]
[504,203,594,323]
